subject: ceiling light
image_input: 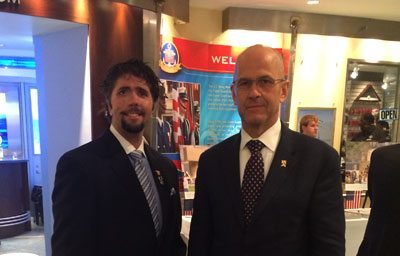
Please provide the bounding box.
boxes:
[0,43,4,47]
[307,0,320,5]
[350,67,359,79]
[381,82,388,90]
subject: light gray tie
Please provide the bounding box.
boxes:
[129,150,162,236]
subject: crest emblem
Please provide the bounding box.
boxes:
[159,42,181,73]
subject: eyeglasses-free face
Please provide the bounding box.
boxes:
[233,76,286,92]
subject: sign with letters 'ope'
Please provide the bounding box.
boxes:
[379,108,398,121]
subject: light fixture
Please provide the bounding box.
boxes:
[0,43,4,48]
[307,0,320,5]
[350,66,359,79]
[381,82,388,90]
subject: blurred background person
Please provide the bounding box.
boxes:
[299,114,319,138]
[357,143,400,256]
[352,113,376,141]
[157,85,174,152]
[191,101,200,145]
[178,86,191,145]
[374,120,391,143]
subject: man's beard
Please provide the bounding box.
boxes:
[121,118,145,134]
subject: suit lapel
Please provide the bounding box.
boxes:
[251,125,298,224]
[225,134,246,228]
[98,131,141,192]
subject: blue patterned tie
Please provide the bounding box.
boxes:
[129,151,162,236]
[242,140,265,226]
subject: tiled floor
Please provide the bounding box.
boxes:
[0,221,45,256]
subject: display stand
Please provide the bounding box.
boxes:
[179,145,209,215]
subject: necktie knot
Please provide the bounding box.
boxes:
[130,150,144,161]
[247,140,264,154]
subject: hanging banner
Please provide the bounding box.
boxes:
[158,36,288,152]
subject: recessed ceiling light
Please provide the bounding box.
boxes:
[0,43,4,47]
[307,0,320,5]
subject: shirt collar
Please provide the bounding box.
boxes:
[110,124,146,156]
[240,119,281,152]
[156,117,162,125]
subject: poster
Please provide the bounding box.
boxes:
[159,37,289,151]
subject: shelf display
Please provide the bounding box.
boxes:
[179,145,209,215]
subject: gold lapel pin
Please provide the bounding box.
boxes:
[155,170,165,185]
[281,160,287,168]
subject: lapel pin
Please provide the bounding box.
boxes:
[281,160,287,168]
[155,170,165,185]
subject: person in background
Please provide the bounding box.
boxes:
[299,114,319,138]
[357,143,400,256]
[352,113,376,141]
[374,120,391,143]
[178,86,191,145]
[52,59,186,256]
[188,45,345,256]
[191,101,200,145]
[157,85,174,152]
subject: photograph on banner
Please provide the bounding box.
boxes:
[159,79,200,153]
[159,36,290,147]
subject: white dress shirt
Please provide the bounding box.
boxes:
[110,125,163,225]
[110,125,147,156]
[239,119,282,185]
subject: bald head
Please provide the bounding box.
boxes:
[234,45,285,81]
[230,44,289,138]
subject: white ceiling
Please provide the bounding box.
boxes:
[190,0,400,22]
[0,12,83,55]
[1,0,400,55]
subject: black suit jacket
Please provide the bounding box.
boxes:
[52,130,186,256]
[158,120,173,153]
[188,124,345,256]
[357,144,400,256]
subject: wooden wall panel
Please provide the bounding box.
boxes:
[0,0,90,24]
[88,0,143,138]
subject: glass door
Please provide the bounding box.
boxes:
[0,82,24,160]
[24,83,42,187]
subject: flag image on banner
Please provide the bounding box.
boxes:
[171,82,183,151]
[345,190,362,209]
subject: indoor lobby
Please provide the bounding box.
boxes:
[1,0,400,255]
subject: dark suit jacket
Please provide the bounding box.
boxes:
[181,118,191,145]
[188,124,345,256]
[357,144,400,256]
[52,130,186,256]
[157,120,173,153]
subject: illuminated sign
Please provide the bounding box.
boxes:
[379,108,398,121]
[0,56,36,69]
